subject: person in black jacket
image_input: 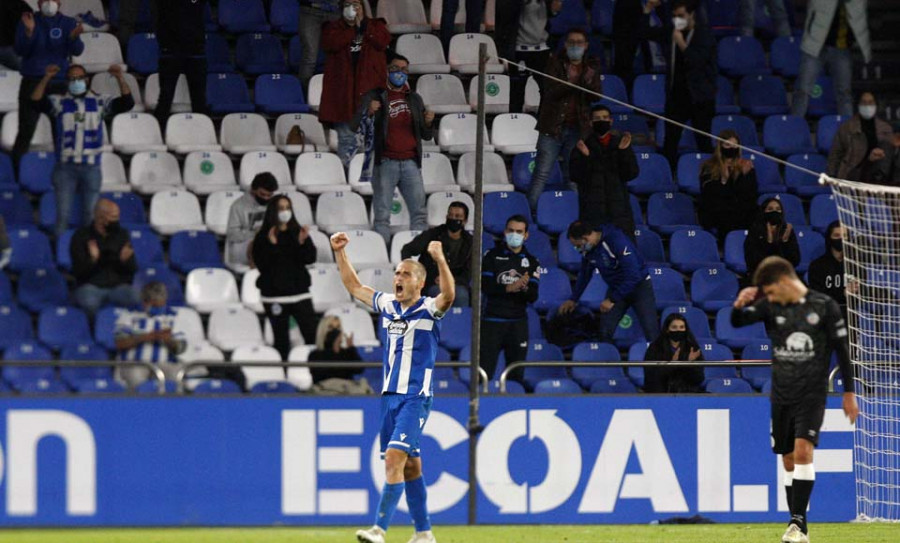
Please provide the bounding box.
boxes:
[698,129,758,242]
[308,315,362,383]
[612,0,666,85]
[480,215,541,383]
[643,312,705,393]
[807,221,846,312]
[569,104,639,236]
[252,195,318,360]
[0,0,31,70]
[401,201,472,307]
[744,197,800,280]
[153,0,207,124]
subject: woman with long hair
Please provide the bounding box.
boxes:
[251,195,318,360]
[308,315,362,383]
[698,129,758,242]
[743,197,800,279]
[643,313,706,393]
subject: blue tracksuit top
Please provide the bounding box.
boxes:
[571,224,650,303]
[14,13,84,79]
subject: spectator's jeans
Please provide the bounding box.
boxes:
[333,122,360,170]
[372,158,428,243]
[75,284,139,316]
[426,283,471,307]
[52,162,102,237]
[440,0,485,55]
[791,47,854,118]
[298,6,340,87]
[527,127,580,209]
[598,278,660,343]
[740,0,791,37]
[0,46,21,70]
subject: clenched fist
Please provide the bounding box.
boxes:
[330,232,350,251]
[427,240,445,261]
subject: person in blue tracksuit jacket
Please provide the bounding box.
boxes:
[559,220,660,342]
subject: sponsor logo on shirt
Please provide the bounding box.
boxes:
[388,98,410,119]
[387,319,408,336]
[498,269,525,285]
[773,331,816,362]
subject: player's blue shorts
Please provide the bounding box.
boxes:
[380,393,433,459]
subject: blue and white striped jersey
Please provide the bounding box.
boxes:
[373,292,446,396]
[48,94,112,166]
[114,307,185,364]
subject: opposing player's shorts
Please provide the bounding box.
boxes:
[771,401,826,454]
[380,393,433,459]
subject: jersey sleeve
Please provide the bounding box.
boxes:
[113,311,134,338]
[423,297,447,320]
[824,297,854,392]
[372,291,394,313]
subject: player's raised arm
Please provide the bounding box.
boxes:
[730,286,766,326]
[331,232,376,305]
[427,241,455,313]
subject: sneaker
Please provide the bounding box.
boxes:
[356,526,386,543]
[407,530,437,543]
[782,523,809,543]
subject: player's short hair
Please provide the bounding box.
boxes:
[505,214,529,231]
[448,201,469,220]
[753,256,798,287]
[400,259,427,283]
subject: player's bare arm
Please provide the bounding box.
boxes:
[330,232,376,305]
[734,286,758,309]
[427,241,455,312]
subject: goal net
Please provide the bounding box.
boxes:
[823,174,900,522]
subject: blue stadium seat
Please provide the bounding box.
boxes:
[534,267,571,313]
[649,267,688,310]
[236,33,287,75]
[511,152,562,193]
[433,378,469,395]
[785,153,829,196]
[524,229,556,267]
[676,152,711,195]
[536,190,578,235]
[594,74,630,113]
[807,75,837,118]
[38,306,91,350]
[74,378,127,394]
[711,114,759,147]
[254,74,310,114]
[0,272,12,305]
[18,151,55,194]
[691,267,739,312]
[137,379,178,394]
[207,73,255,114]
[763,115,816,156]
[758,192,807,225]
[723,230,748,273]
[707,0,740,35]
[660,305,713,340]
[718,36,769,77]
[795,228,825,274]
[577,271,608,311]
[269,0,300,34]
[18,267,68,312]
[549,0,589,34]
[631,74,666,115]
[250,381,299,394]
[126,33,159,74]
[715,75,741,114]
[218,0,271,33]
[590,377,637,393]
[534,378,582,394]
[59,343,113,386]
[487,379,526,394]
[168,231,223,274]
[815,115,846,154]
[103,191,147,227]
[739,75,789,116]
[483,191,531,234]
[655,120,697,153]
[288,35,303,72]
[705,377,754,393]
[0,153,15,189]
[669,228,721,272]
[39,191,85,232]
[613,114,651,142]
[740,341,772,388]
[557,237,581,273]
[439,306,471,351]
[0,305,34,349]
[55,229,74,271]
[704,365,739,382]
[133,265,185,306]
[432,365,455,380]
[93,306,123,351]
[715,306,767,349]
[357,345,382,363]
[522,340,566,390]
[591,0,614,35]
[809,194,838,234]
[16,378,69,394]
[108,0,155,32]
[647,192,698,235]
[628,340,649,360]
[193,378,243,394]
[699,341,736,363]
[526,307,543,339]
[629,152,674,195]
[748,152,785,193]
[128,227,164,268]
[771,36,800,78]
[2,341,55,390]
[571,364,626,390]
[572,341,621,363]
[634,226,666,267]
[0,189,35,226]
[206,33,236,73]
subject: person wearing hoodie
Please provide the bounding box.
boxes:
[225,172,278,271]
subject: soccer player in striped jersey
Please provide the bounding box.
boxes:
[331,232,455,543]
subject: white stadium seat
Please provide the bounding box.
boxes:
[307,229,335,263]
[448,33,504,74]
[491,113,539,154]
[178,341,224,368]
[294,152,348,194]
[469,74,510,114]
[149,190,205,235]
[0,71,22,112]
[185,268,241,314]
[1,112,53,152]
[378,0,431,33]
[315,190,369,233]
[100,151,131,192]
[129,151,182,194]
[347,153,373,196]
[220,113,277,154]
[173,306,206,345]
[89,72,144,111]
[368,189,412,234]
[343,229,390,269]
[144,73,191,113]
[309,263,352,313]
[524,76,541,114]
[325,304,379,345]
[307,74,323,112]
[274,113,326,154]
[60,0,109,31]
[391,230,422,264]
[286,347,314,391]
[438,113,493,154]
[204,190,243,235]
[239,151,292,190]
[73,32,126,73]
[357,266,395,312]
[184,151,239,195]
[165,113,221,154]
[422,135,440,153]
[421,152,458,193]
[111,112,167,154]
[240,268,264,314]
[208,308,264,352]
[280,190,316,227]
[396,33,450,74]
[427,191,475,228]
[232,345,289,389]
[457,151,514,193]
[416,74,470,114]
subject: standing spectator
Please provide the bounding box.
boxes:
[739,0,791,38]
[807,221,846,312]
[12,1,84,168]
[401,201,473,307]
[30,63,134,236]
[353,54,433,243]
[0,214,10,270]
[698,130,758,242]
[528,28,603,210]
[791,0,870,118]
[877,122,900,186]
[480,215,541,382]
[308,315,362,384]
[439,0,484,57]
[643,313,705,393]
[560,220,660,343]
[744,197,800,279]
[225,172,277,271]
[826,92,893,183]
[251,195,318,361]
[320,0,390,169]
[71,199,139,315]
[297,1,341,88]
[153,0,207,125]
[612,0,666,85]
[0,0,32,70]
[568,104,639,235]
[116,0,158,55]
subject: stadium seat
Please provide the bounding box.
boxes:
[192,378,243,394]
[342,230,390,270]
[169,231,223,274]
[739,75,789,116]
[148,190,205,235]
[439,306,471,351]
[111,113,166,155]
[590,377,637,393]
[73,378,127,394]
[718,36,768,77]
[0,272,11,305]
[699,341,737,364]
[39,195,86,235]
[571,341,621,365]
[171,306,207,346]
[415,152,457,194]
[795,228,825,274]
[491,113,538,155]
[346,153,374,195]
[232,345,291,391]
[102,191,144,227]
[533,378,582,394]
[255,74,308,114]
[250,380,300,394]
[90,71,145,111]
[306,73,323,111]
[660,305,713,340]
[208,307,264,352]
[2,342,56,390]
[577,270,609,311]
[763,115,816,156]
[632,226,665,268]
[179,342,226,371]
[38,306,91,350]
[379,0,431,33]
[143,72,191,113]
[92,306,122,352]
[648,267,688,310]
[613,114,651,145]
[205,33,235,73]
[301,229,332,265]
[715,306,767,349]
[315,190,369,233]
[675,152,710,195]
[18,267,67,313]
[240,150,292,191]
[816,115,846,155]
[723,230,748,273]
[669,228,721,272]
[207,74,255,115]
[133,265,185,306]
[628,152,675,195]
[218,0,270,33]
[523,229,555,267]
[759,192,807,225]
[535,190,578,235]
[295,152,347,194]
[746,152,784,193]
[715,76,741,115]
[0,190,33,226]
[426,191,475,228]
[771,36,800,78]
[0,71,22,112]
[809,194,838,234]
[185,268,241,313]
[280,190,315,227]
[389,230,421,265]
[468,74,510,114]
[483,191,530,234]
[269,0,300,34]
[523,76,541,114]
[511,151,563,193]
[59,343,113,386]
[355,267,394,312]
[16,151,54,196]
[487,379,526,394]
[712,116,760,150]
[534,267,572,313]
[184,152,238,195]
[705,377,754,393]
[807,75,837,118]
[448,33,504,74]
[325,304,378,345]
[220,113,277,154]
[127,227,164,268]
[0,305,34,350]
[129,151,182,194]
[595,74,630,114]
[73,31,125,73]
[417,74,470,114]
[438,113,493,154]
[691,267,739,312]
[432,378,468,395]
[126,32,158,74]
[274,113,326,154]
[785,153,829,196]
[165,114,221,154]
[96,152,130,193]
[0,112,53,153]
[522,340,566,389]
[0,153,14,189]
[6,226,54,272]
[647,192,697,235]
[740,341,773,388]
[631,74,665,115]
[203,190,243,236]
[548,0,588,33]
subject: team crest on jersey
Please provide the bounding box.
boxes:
[806,312,820,325]
[388,319,408,336]
[521,257,529,268]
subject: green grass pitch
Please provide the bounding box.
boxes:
[0,524,897,543]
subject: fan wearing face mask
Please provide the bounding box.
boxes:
[807,221,847,316]
[826,91,894,183]
[643,313,705,393]
[744,197,800,280]
[698,129,758,243]
[251,195,319,361]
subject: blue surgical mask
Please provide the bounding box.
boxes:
[566,46,585,61]
[69,79,87,96]
[505,232,524,248]
[388,71,408,88]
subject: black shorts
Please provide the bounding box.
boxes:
[771,401,826,454]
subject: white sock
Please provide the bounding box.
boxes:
[784,470,794,486]
[794,463,815,481]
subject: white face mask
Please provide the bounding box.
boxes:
[41,1,59,16]
[858,104,877,120]
[343,5,357,21]
[278,210,293,224]
[672,16,689,31]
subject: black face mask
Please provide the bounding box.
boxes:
[446,218,464,233]
[764,210,783,226]
[254,195,270,207]
[325,329,342,349]
[829,238,844,253]
[721,147,739,159]
[105,220,121,235]
[592,120,611,135]
[668,330,687,343]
